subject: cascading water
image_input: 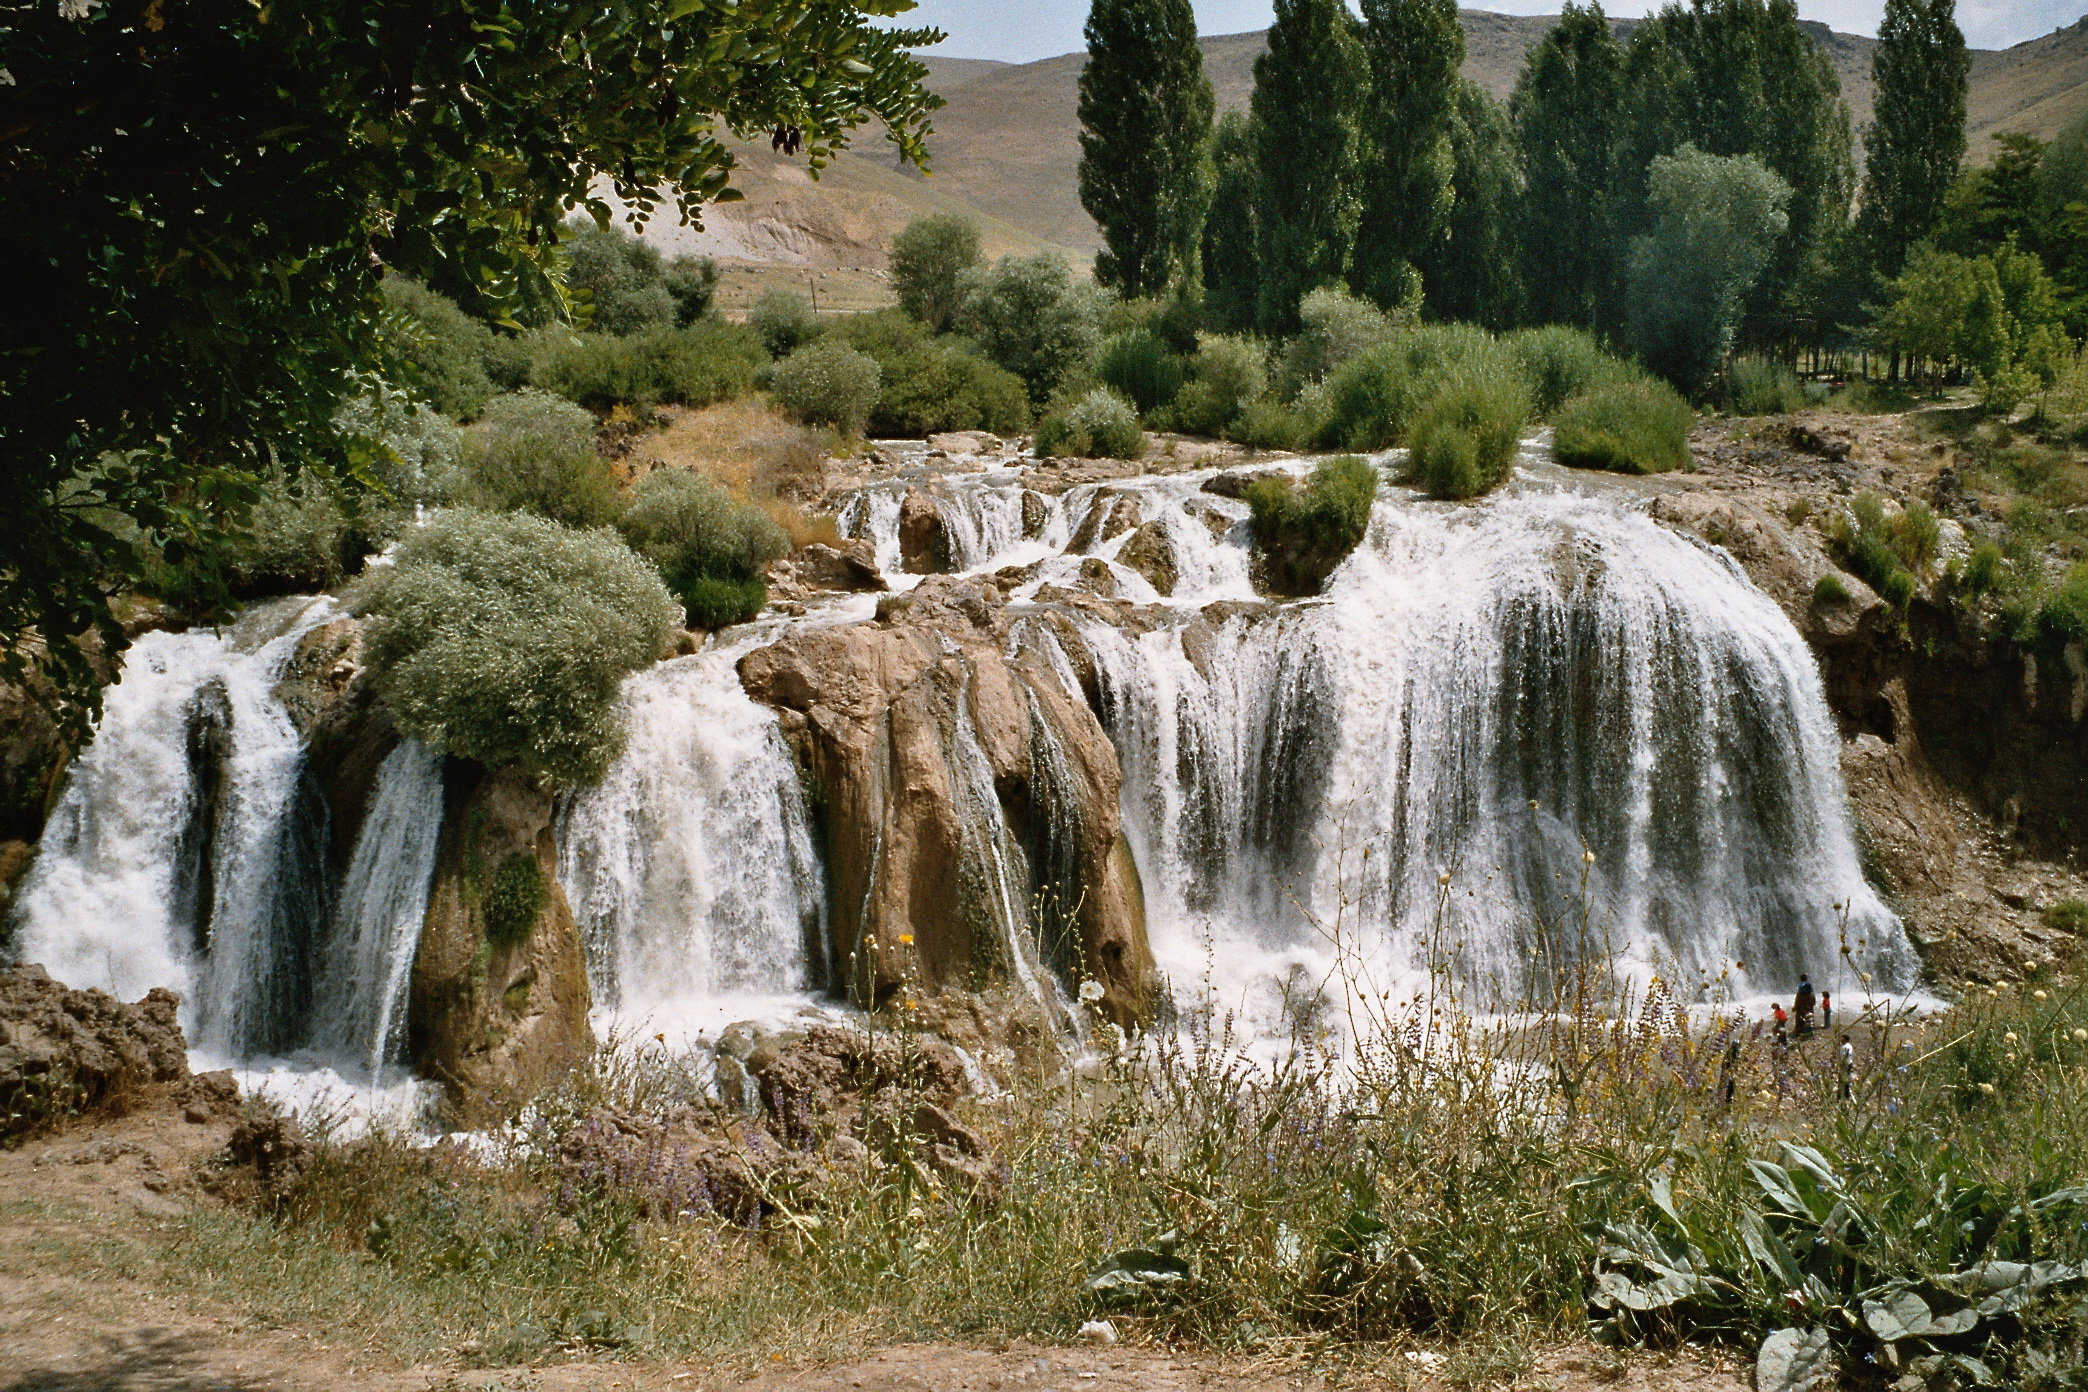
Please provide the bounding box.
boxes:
[309,739,446,1084]
[10,599,449,1099]
[555,617,842,1044]
[11,599,338,1056]
[852,451,1916,1037]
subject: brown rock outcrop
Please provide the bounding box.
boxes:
[738,575,1158,1024]
[784,540,887,593]
[1116,522,1178,597]
[898,487,955,574]
[0,964,191,1135]
[407,765,592,1112]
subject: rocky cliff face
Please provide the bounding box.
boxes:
[407,764,593,1113]
[1650,421,2088,982]
[739,574,1159,1024]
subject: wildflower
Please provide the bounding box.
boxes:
[1079,979,1106,1005]
[1860,973,1873,984]
[898,932,914,945]
[2005,1053,2018,1065]
[1979,1082,1995,1096]
[2005,1032,2020,1044]
[2034,990,2048,1001]
[1437,871,1451,885]
[1583,850,1595,863]
[2024,961,2039,974]
[2072,1029,2087,1042]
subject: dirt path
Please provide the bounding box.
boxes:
[0,1099,1748,1392]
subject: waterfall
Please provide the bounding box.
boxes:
[1031,484,1915,1035]
[10,599,339,1056]
[555,630,829,1041]
[310,740,445,1083]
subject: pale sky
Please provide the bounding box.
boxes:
[890,0,2087,64]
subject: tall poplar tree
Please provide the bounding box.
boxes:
[1857,0,1969,284]
[1418,81,1523,327]
[1351,0,1465,312]
[1077,0,1217,297]
[1511,2,1625,332]
[1201,111,1262,333]
[1250,0,1368,335]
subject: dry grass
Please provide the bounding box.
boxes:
[618,399,846,549]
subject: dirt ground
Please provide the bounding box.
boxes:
[0,1093,1749,1392]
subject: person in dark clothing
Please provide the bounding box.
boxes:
[1794,976,1816,1037]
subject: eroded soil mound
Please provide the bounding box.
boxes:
[0,962,192,1136]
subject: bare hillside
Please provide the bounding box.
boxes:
[911,9,2087,258]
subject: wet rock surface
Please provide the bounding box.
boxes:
[739,575,1159,1024]
[408,765,593,1113]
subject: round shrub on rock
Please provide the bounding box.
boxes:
[1505,325,1626,419]
[364,509,681,785]
[1319,323,1505,452]
[1552,379,1694,475]
[1246,454,1379,595]
[771,340,881,435]
[1406,367,1531,500]
[1094,329,1185,416]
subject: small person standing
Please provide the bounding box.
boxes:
[1821,992,1832,1033]
[1837,1035,1855,1100]
[1773,1003,1789,1048]
[1794,976,1817,1037]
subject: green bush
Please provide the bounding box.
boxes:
[663,255,720,326]
[1229,399,1309,451]
[483,852,546,951]
[465,389,621,529]
[1813,572,1851,604]
[1727,356,1805,415]
[956,253,1103,405]
[334,385,467,532]
[1827,491,1922,608]
[1505,325,1625,418]
[363,509,680,785]
[872,341,1030,437]
[617,467,789,628]
[562,219,674,336]
[2037,561,2088,645]
[1893,499,1942,575]
[1246,455,1378,595]
[232,468,349,594]
[1552,379,1695,475]
[1405,367,1531,501]
[1960,540,2004,597]
[1094,329,1186,416]
[1278,286,1397,395]
[530,323,764,410]
[1317,323,1505,452]
[750,289,821,358]
[890,215,982,333]
[480,331,539,392]
[379,277,495,420]
[1167,333,1268,439]
[640,321,767,406]
[1034,389,1143,460]
[2043,898,2088,933]
[770,340,881,435]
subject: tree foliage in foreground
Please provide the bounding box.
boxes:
[0,0,940,739]
[1077,0,1216,298]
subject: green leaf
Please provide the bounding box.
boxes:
[1755,1326,1833,1392]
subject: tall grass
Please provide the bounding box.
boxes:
[176,874,2088,1381]
[1553,380,1695,475]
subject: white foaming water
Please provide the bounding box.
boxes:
[310,739,446,1084]
[11,598,338,1055]
[1022,481,1918,1043]
[555,617,839,1050]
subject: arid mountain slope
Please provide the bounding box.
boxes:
[653,10,2088,273]
[908,10,2088,258]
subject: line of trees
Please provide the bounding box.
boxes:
[1075,0,2088,401]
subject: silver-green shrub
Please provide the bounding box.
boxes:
[1277,286,1398,397]
[465,389,621,529]
[334,382,466,543]
[363,509,680,785]
[618,468,789,627]
[770,341,881,435]
[1168,333,1268,438]
[1034,388,1143,459]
